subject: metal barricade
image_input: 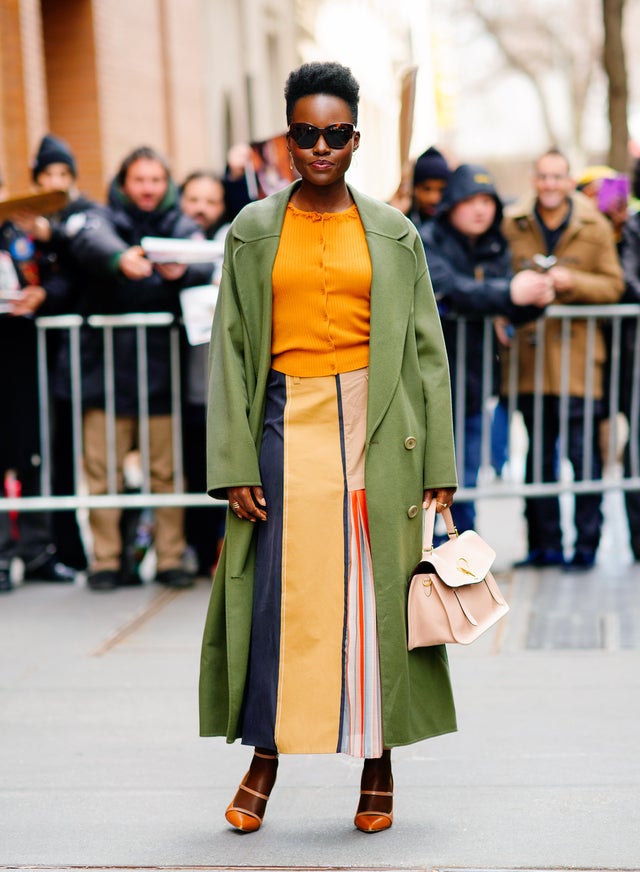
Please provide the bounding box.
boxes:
[452,303,640,500]
[1,305,640,512]
[2,313,218,512]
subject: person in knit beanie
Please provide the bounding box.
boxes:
[410,146,451,226]
[31,134,77,184]
[388,146,452,230]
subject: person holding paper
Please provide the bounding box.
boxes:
[0,159,78,592]
[67,146,212,591]
[179,170,230,576]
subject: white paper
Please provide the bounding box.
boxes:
[141,236,225,264]
[179,284,219,345]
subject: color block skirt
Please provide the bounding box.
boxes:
[240,367,383,758]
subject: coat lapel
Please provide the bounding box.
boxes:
[350,188,417,439]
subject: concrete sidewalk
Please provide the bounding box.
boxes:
[1,493,639,870]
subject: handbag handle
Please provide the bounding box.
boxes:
[422,500,458,553]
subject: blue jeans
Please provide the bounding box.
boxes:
[518,395,603,555]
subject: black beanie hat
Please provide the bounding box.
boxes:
[413,146,451,185]
[32,134,77,181]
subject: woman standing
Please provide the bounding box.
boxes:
[200,61,458,833]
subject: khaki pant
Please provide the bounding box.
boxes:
[83,409,185,573]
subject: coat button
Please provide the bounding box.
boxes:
[407,505,419,518]
[404,436,417,450]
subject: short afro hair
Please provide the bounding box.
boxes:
[284,62,360,125]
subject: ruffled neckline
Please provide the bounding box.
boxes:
[286,202,359,221]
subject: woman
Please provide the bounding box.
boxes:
[200,61,458,833]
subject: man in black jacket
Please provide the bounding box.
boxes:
[13,133,97,572]
[68,146,211,591]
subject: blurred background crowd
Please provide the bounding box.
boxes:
[2,0,640,593]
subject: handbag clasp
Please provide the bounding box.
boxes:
[456,557,478,579]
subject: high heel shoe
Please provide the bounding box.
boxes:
[225,750,278,832]
[354,775,394,833]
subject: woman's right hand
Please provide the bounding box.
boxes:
[227,486,267,522]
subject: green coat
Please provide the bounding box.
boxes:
[200,182,458,748]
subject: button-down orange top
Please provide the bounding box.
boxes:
[271,202,372,377]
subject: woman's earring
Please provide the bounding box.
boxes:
[288,151,294,171]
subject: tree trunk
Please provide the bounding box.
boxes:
[602,0,629,171]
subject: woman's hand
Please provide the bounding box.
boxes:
[227,486,267,522]
[423,487,456,514]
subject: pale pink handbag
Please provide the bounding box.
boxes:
[407,501,509,648]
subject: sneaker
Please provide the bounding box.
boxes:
[564,550,596,572]
[23,556,76,583]
[87,569,119,591]
[156,568,194,589]
[0,569,12,593]
[514,549,566,568]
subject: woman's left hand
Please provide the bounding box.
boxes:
[227,485,267,522]
[423,487,456,514]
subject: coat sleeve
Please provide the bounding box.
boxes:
[424,240,542,324]
[206,235,262,500]
[413,237,458,490]
[66,208,127,276]
[554,216,624,304]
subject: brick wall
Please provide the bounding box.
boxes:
[41,0,103,200]
[0,0,296,202]
[0,0,35,192]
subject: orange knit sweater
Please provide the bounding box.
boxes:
[271,202,372,377]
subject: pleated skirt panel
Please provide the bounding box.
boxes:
[240,367,383,758]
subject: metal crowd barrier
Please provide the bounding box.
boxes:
[1,306,640,512]
[452,303,640,500]
[2,313,217,512]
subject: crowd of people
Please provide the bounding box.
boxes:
[3,59,640,837]
[1,112,640,594]
[392,143,639,571]
[0,135,253,593]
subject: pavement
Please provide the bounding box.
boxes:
[1,490,640,871]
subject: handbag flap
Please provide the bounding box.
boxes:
[423,530,496,588]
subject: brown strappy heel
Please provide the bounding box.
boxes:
[355,750,393,833]
[354,777,394,832]
[225,749,278,832]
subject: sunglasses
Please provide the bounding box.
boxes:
[287,123,355,149]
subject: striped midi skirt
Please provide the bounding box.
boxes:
[240,367,383,758]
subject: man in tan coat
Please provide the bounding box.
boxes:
[502,148,624,570]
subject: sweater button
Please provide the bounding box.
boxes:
[407,505,419,518]
[404,436,417,450]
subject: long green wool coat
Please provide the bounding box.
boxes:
[199,182,459,748]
